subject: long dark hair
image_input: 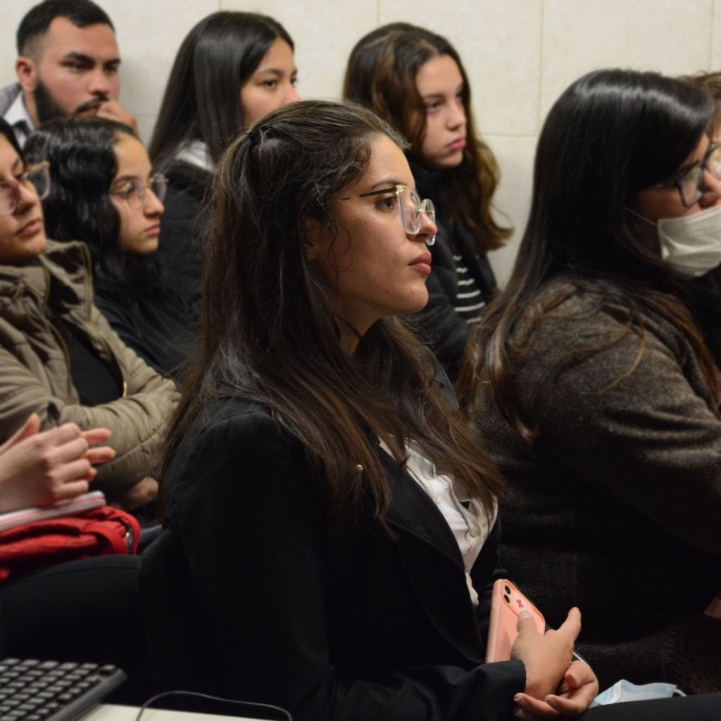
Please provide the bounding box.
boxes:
[162,100,505,521]
[343,22,511,252]
[149,11,294,173]
[24,117,160,294]
[458,69,721,436]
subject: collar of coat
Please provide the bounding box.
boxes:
[0,240,94,323]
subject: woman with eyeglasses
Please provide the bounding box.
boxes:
[140,100,610,721]
[0,116,177,511]
[25,117,192,377]
[459,69,721,693]
[343,24,511,381]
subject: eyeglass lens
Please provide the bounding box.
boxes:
[397,186,436,246]
[0,167,50,215]
[398,187,420,234]
[679,144,721,206]
[125,175,167,209]
[150,175,167,203]
[398,187,435,234]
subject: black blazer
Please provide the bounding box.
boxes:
[409,159,498,381]
[158,399,525,721]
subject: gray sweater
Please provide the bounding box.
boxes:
[474,280,721,692]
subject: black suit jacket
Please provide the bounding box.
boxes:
[159,399,525,721]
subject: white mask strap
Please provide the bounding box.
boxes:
[624,206,656,227]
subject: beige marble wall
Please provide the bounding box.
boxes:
[3,0,720,284]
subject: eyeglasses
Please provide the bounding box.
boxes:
[109,174,168,209]
[0,162,50,216]
[341,184,437,246]
[655,141,721,208]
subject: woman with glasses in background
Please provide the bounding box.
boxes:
[460,69,721,694]
[344,24,511,381]
[25,118,191,378]
[0,117,177,511]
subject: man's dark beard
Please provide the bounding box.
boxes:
[33,80,108,124]
[33,79,66,124]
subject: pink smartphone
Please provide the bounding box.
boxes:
[486,579,546,663]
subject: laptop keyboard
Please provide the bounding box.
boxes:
[0,658,126,721]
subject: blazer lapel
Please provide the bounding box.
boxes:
[379,449,486,663]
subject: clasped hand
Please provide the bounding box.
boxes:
[511,607,599,719]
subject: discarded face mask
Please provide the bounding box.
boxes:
[591,679,681,707]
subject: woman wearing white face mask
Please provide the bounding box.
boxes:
[627,140,721,278]
[459,70,721,694]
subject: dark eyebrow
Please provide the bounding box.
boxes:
[370,180,403,191]
[255,65,298,78]
[422,83,464,100]
[62,51,121,66]
[671,158,703,182]
[61,52,94,64]
[673,139,712,178]
[111,174,140,186]
[345,183,418,200]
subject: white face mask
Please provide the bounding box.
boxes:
[628,204,721,279]
[591,679,680,707]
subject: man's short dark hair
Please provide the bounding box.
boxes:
[17,0,115,56]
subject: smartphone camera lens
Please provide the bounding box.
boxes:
[503,594,510,604]
[504,585,511,595]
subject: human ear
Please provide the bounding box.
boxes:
[15,57,38,93]
[303,217,324,261]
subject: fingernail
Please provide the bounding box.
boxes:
[513,695,521,702]
[518,610,531,619]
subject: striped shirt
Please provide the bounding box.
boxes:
[453,249,486,324]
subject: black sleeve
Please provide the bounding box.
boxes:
[93,295,163,374]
